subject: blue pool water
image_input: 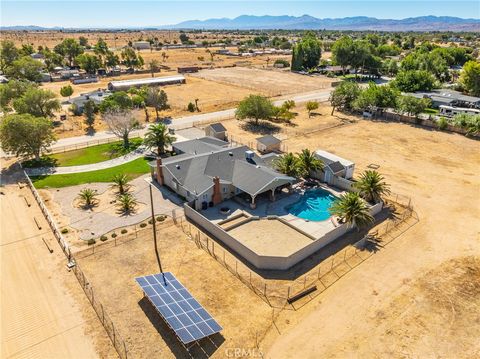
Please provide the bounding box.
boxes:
[286,188,337,221]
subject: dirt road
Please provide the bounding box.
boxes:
[265,120,480,358]
[0,168,114,358]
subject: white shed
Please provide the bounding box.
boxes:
[314,150,355,180]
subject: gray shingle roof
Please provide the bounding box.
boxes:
[162,145,294,197]
[326,161,345,174]
[172,137,228,155]
[256,135,281,146]
[208,123,227,133]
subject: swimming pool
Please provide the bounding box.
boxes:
[286,188,337,221]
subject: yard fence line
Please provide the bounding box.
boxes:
[48,132,143,155]
[179,192,418,310]
[23,171,129,359]
[75,211,184,259]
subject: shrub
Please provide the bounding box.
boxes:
[61,228,69,234]
[87,238,96,245]
[274,59,290,68]
[121,229,128,234]
[100,235,108,241]
[156,215,166,222]
[140,222,147,228]
[187,102,196,112]
[437,116,449,130]
[111,232,117,238]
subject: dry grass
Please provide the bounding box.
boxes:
[77,223,273,358]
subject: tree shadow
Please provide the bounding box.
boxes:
[85,127,96,136]
[240,120,281,135]
[22,156,59,169]
[138,297,224,358]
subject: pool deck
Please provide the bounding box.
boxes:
[200,184,345,240]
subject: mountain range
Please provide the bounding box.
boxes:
[2,15,479,32]
[169,15,480,32]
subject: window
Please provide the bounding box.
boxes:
[203,193,208,200]
[223,187,227,193]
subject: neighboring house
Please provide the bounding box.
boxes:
[408,89,480,109]
[67,90,112,113]
[256,135,281,153]
[313,150,355,182]
[150,137,295,210]
[132,41,150,50]
[107,75,185,91]
[204,123,227,141]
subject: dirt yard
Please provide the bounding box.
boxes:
[0,166,116,358]
[261,112,480,358]
[214,102,357,146]
[191,67,335,96]
[77,223,273,359]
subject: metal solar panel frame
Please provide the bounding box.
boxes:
[135,272,222,348]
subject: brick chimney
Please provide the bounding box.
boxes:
[211,176,222,205]
[156,157,164,185]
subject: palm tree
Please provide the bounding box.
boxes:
[329,192,373,230]
[77,188,98,208]
[354,170,391,204]
[297,149,323,178]
[273,152,301,177]
[117,193,137,214]
[144,123,176,156]
[111,174,130,194]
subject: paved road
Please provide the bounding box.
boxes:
[40,88,333,154]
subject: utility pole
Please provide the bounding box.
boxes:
[149,183,166,285]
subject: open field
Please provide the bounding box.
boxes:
[77,223,273,358]
[191,67,335,96]
[260,111,480,357]
[0,167,116,358]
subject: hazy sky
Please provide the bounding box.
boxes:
[1,1,479,28]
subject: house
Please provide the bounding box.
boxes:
[67,90,112,113]
[313,150,355,182]
[107,75,186,91]
[150,138,295,210]
[204,123,227,141]
[132,41,150,50]
[408,89,480,109]
[256,135,281,153]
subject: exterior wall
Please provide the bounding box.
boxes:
[256,142,280,153]
[205,128,226,140]
[185,201,385,271]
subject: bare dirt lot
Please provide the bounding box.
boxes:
[0,168,116,359]
[191,67,335,96]
[261,113,480,358]
[77,222,273,358]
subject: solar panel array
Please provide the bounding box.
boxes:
[135,272,222,344]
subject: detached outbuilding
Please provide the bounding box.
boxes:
[256,135,281,153]
[205,123,227,141]
[107,75,186,91]
[313,149,355,182]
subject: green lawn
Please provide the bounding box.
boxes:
[23,138,143,168]
[422,108,439,115]
[31,158,151,189]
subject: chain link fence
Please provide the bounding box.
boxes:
[179,193,418,309]
[23,171,129,359]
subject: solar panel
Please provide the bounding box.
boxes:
[135,272,222,344]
